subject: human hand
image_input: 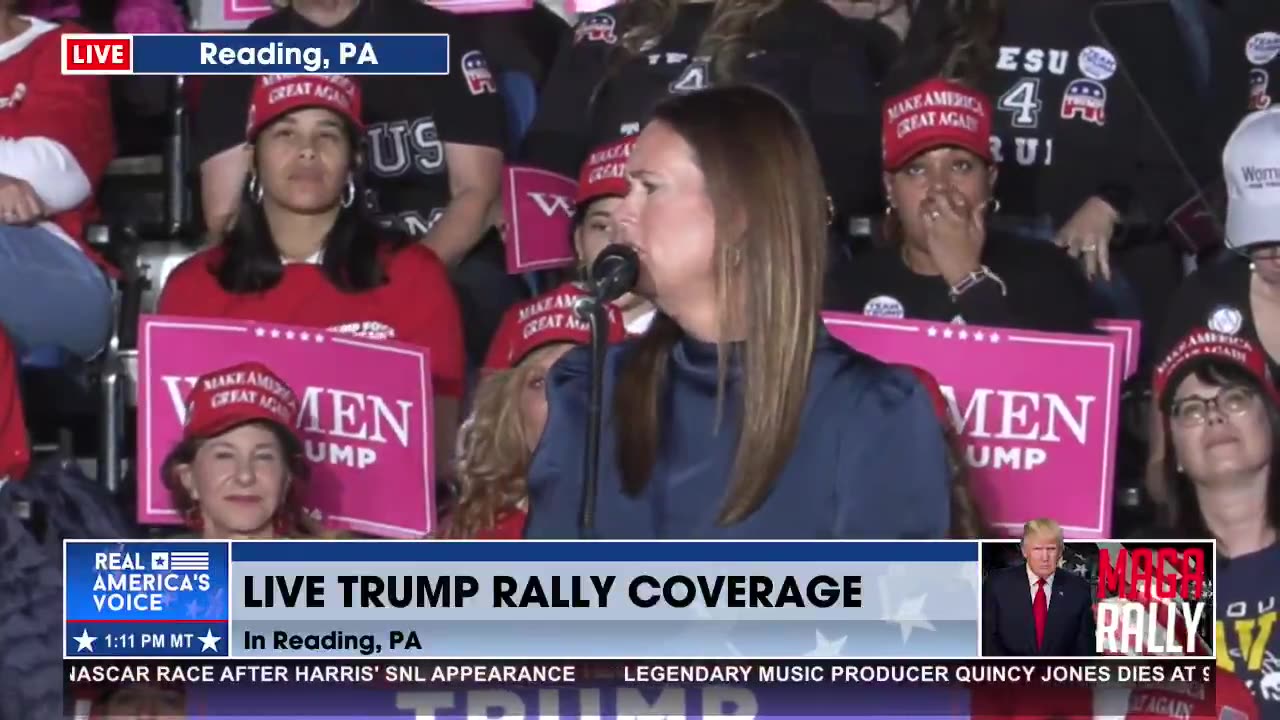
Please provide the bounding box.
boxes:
[1054,196,1119,281]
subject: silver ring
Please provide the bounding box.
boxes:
[929,210,941,220]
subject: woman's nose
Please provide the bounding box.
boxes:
[234,462,255,485]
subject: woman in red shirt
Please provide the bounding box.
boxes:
[443,284,624,539]
[158,75,466,476]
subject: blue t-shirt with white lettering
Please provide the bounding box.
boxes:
[1216,542,1280,720]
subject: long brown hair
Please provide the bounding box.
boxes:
[936,0,1004,86]
[615,0,785,83]
[614,85,827,525]
[441,367,535,538]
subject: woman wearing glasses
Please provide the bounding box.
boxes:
[1151,329,1278,716]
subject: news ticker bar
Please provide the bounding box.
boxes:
[64,540,1215,660]
[65,658,1219,688]
[61,34,450,75]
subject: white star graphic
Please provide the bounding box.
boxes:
[888,594,935,643]
[300,332,310,341]
[1073,562,1089,576]
[974,331,985,341]
[316,334,325,343]
[990,332,1001,343]
[958,330,969,340]
[942,328,954,339]
[804,630,847,657]
[198,629,221,652]
[270,329,281,338]
[285,330,296,340]
[927,327,938,337]
[254,327,265,337]
[74,629,97,652]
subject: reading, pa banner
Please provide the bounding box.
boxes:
[823,313,1127,538]
[136,315,435,538]
[62,34,450,75]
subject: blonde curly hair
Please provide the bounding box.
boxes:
[440,365,538,538]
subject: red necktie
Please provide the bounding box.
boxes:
[1033,578,1048,649]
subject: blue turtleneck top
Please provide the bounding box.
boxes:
[523,324,953,539]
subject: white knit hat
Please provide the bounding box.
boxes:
[1224,107,1280,249]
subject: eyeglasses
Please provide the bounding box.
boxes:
[1170,386,1258,426]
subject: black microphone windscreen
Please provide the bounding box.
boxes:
[590,244,640,302]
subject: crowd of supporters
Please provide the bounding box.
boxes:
[0,0,1277,718]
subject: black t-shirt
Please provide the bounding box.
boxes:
[1225,0,1280,116]
[823,233,1095,334]
[520,0,883,218]
[1157,254,1280,379]
[193,0,506,238]
[901,0,1146,226]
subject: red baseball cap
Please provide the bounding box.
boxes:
[882,78,993,171]
[577,137,635,206]
[246,75,363,142]
[1153,328,1280,408]
[183,361,301,442]
[898,364,953,430]
[1126,668,1259,720]
[483,283,626,371]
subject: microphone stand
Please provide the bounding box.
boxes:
[577,297,610,539]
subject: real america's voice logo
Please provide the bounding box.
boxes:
[93,549,212,612]
[66,541,231,658]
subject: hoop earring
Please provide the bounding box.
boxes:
[342,175,355,209]
[248,173,263,204]
[884,204,895,216]
[988,198,1001,214]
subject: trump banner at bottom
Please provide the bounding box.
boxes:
[822,313,1124,539]
[136,316,435,538]
[502,165,578,274]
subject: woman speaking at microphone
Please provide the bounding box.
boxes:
[523,85,954,539]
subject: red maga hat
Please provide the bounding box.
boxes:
[1153,328,1280,408]
[483,283,626,371]
[246,75,362,142]
[577,137,635,206]
[183,361,301,442]
[882,78,993,171]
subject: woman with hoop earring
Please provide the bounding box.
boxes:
[824,77,1095,333]
[160,75,467,479]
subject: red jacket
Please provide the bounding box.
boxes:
[158,244,467,398]
[0,331,28,481]
[472,510,527,539]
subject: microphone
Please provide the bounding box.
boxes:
[574,243,639,538]
[575,244,640,321]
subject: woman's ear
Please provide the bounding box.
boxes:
[881,171,894,209]
[987,165,999,193]
[177,464,199,501]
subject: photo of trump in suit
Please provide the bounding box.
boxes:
[982,518,1096,656]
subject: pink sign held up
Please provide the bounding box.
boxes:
[136,315,435,538]
[502,164,579,274]
[1095,318,1142,381]
[822,313,1125,539]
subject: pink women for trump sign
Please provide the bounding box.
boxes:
[136,315,435,538]
[502,165,579,274]
[822,313,1125,539]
